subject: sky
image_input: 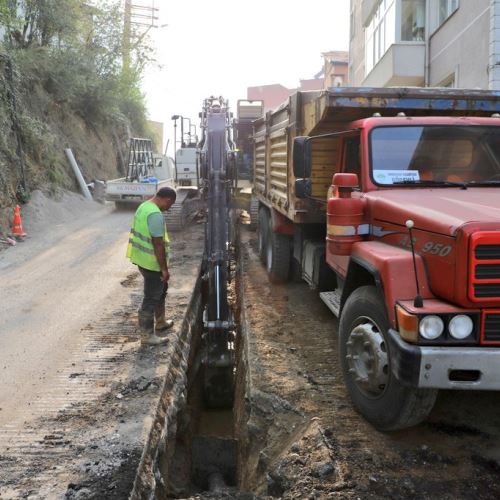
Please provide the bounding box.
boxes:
[138,0,351,155]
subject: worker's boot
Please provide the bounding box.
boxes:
[138,310,168,346]
[155,303,174,332]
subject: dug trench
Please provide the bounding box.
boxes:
[131,224,500,499]
[130,219,251,499]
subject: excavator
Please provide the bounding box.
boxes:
[198,96,238,408]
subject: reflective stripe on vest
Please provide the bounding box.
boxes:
[126,201,169,271]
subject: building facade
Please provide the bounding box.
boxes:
[350,0,500,90]
[321,50,349,88]
[249,51,349,112]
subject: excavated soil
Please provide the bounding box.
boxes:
[239,228,500,499]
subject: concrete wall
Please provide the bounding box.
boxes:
[349,0,366,86]
[429,0,490,87]
[490,0,500,89]
[362,43,425,86]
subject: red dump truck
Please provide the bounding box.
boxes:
[252,87,500,430]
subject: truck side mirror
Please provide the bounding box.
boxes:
[293,136,312,178]
[295,178,311,199]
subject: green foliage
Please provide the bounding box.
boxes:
[1,0,152,129]
[0,0,155,208]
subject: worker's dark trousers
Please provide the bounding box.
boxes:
[138,266,168,314]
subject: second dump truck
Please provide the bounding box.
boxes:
[252,87,500,430]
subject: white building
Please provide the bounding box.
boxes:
[349,0,500,90]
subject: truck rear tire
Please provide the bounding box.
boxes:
[258,207,269,264]
[266,225,291,283]
[339,286,437,431]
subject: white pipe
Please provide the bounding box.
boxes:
[65,148,92,200]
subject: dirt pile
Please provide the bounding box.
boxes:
[21,189,103,235]
[240,228,500,499]
[0,188,105,254]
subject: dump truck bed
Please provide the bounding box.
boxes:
[253,87,500,224]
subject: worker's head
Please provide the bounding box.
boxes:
[154,187,177,211]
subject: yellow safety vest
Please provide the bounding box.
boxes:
[126,201,170,271]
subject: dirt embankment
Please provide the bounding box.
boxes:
[240,229,500,499]
[0,54,129,235]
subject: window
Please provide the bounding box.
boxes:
[370,126,500,185]
[439,0,459,26]
[365,0,396,74]
[330,75,344,87]
[344,137,361,177]
[401,0,426,41]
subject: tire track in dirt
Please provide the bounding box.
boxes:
[0,283,145,498]
[242,229,500,499]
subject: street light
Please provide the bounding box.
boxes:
[171,115,181,183]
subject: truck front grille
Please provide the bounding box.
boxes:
[475,245,500,260]
[475,264,500,279]
[469,234,500,302]
[474,284,500,297]
[483,312,500,343]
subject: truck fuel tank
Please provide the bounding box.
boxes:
[327,173,367,256]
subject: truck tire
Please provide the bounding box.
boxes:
[258,207,269,264]
[266,224,292,283]
[339,286,437,431]
[248,197,259,231]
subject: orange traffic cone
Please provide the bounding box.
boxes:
[11,205,26,237]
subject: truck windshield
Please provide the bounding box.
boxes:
[370,126,500,186]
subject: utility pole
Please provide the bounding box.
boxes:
[123,0,131,72]
[122,0,160,73]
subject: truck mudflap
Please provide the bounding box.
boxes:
[387,329,500,390]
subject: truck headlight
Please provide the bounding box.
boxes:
[419,315,444,340]
[449,315,473,340]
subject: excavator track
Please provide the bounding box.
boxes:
[164,188,201,232]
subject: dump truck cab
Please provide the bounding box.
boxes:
[253,87,500,430]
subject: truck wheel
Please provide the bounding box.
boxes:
[248,197,259,231]
[339,286,437,431]
[258,207,269,264]
[266,225,291,283]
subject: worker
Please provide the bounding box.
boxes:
[126,187,177,345]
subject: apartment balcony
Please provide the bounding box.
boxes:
[363,43,425,87]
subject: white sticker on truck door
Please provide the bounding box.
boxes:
[373,170,420,184]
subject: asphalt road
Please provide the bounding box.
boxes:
[0,195,206,498]
[0,203,133,431]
